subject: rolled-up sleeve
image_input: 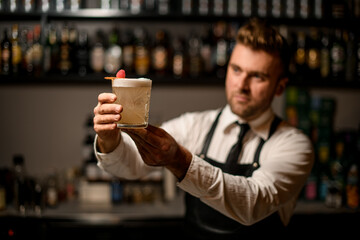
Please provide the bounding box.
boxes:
[94,133,157,180]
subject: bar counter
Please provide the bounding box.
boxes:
[1,193,359,239]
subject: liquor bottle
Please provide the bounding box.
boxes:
[90,30,105,73]
[294,31,307,76]
[104,28,122,74]
[11,24,22,75]
[314,0,324,19]
[13,155,27,213]
[59,24,71,75]
[101,0,111,9]
[122,29,135,74]
[82,115,99,181]
[257,0,268,18]
[200,26,214,76]
[306,28,321,79]
[43,26,52,74]
[172,36,186,79]
[299,0,310,19]
[326,136,345,208]
[43,25,59,74]
[241,0,252,17]
[330,29,346,80]
[182,0,193,15]
[158,0,169,15]
[188,31,202,78]
[213,0,224,16]
[23,29,34,75]
[199,0,209,15]
[145,0,156,13]
[69,24,78,73]
[76,30,89,77]
[1,28,12,75]
[331,0,346,19]
[32,25,43,77]
[111,178,123,204]
[130,0,142,14]
[355,0,360,18]
[346,163,359,209]
[70,0,81,10]
[284,0,295,18]
[40,0,50,12]
[151,29,169,76]
[33,178,43,214]
[55,0,65,12]
[213,21,228,79]
[119,0,130,10]
[9,0,19,12]
[45,171,59,208]
[356,33,360,81]
[24,0,36,12]
[226,23,237,61]
[50,26,60,74]
[0,183,5,211]
[134,27,150,76]
[320,30,330,79]
[227,0,238,16]
[271,0,282,18]
[345,31,356,82]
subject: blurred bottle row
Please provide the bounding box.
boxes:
[2,22,360,82]
[0,21,237,80]
[1,0,360,19]
[0,154,80,214]
[285,87,360,209]
[0,115,173,214]
[287,27,360,82]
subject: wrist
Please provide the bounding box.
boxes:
[167,145,192,181]
[97,133,121,154]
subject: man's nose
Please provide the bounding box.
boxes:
[236,73,250,91]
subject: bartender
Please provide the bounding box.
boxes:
[93,18,314,238]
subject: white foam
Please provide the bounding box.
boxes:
[112,78,152,87]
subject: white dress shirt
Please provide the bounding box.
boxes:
[95,104,314,226]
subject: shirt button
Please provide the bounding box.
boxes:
[253,162,258,168]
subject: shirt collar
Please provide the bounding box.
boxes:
[219,105,275,140]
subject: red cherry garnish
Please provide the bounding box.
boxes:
[116,69,126,78]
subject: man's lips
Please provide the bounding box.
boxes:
[233,94,250,103]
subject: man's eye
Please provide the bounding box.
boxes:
[251,74,264,81]
[233,67,240,73]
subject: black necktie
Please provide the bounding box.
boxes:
[224,123,250,172]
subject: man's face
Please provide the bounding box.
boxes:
[225,43,288,121]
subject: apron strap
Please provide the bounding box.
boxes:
[199,109,222,158]
[253,115,282,168]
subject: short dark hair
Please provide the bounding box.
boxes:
[236,18,290,78]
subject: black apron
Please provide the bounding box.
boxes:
[185,110,284,239]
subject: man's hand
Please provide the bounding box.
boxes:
[93,93,122,153]
[123,125,192,181]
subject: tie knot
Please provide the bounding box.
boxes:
[236,122,250,138]
[236,122,250,131]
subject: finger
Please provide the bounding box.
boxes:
[98,93,117,104]
[95,104,122,116]
[124,128,170,152]
[125,131,159,166]
[94,114,120,125]
[145,124,168,137]
[94,122,118,134]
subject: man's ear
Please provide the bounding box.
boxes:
[275,77,288,96]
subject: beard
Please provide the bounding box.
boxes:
[227,92,271,121]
